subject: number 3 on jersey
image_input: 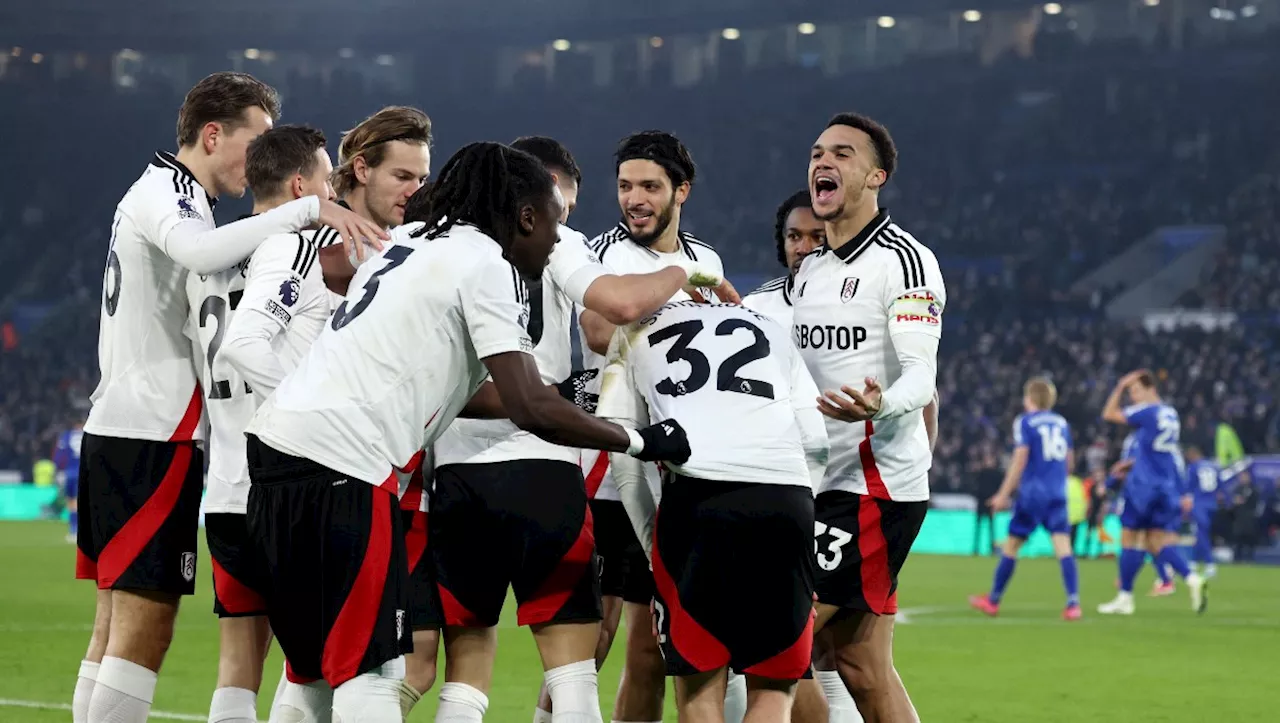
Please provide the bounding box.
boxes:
[648,318,775,400]
[331,245,415,331]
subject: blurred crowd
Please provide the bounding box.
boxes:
[0,32,1277,510]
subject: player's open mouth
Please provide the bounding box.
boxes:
[813,174,839,203]
[628,210,653,224]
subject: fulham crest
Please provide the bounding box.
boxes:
[180,552,196,582]
[840,277,860,303]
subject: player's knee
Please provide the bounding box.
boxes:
[332,658,404,723]
[403,644,437,694]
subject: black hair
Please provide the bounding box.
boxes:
[414,142,556,248]
[402,180,434,224]
[245,124,326,199]
[826,113,898,182]
[511,136,582,186]
[774,189,814,268]
[614,130,696,187]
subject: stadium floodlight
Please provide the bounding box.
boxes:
[375,54,395,65]
[244,48,260,60]
[798,22,817,35]
[877,16,896,28]
[963,10,983,22]
[10,47,20,57]
[552,39,571,51]
[31,53,44,64]
[1143,0,1159,6]
[1241,4,1258,17]
[649,36,664,48]
[722,28,741,40]
[1044,2,1063,14]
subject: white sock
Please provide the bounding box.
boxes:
[331,659,403,723]
[271,678,334,723]
[74,660,99,723]
[533,707,553,723]
[723,670,747,723]
[434,682,489,722]
[544,659,602,723]
[270,667,288,714]
[210,686,258,723]
[87,656,156,723]
[818,670,862,723]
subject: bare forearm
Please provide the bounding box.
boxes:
[580,309,617,356]
[461,382,507,419]
[586,268,686,325]
[1102,384,1127,424]
[516,391,631,451]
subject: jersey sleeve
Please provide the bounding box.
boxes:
[1012,415,1027,447]
[788,341,829,490]
[461,255,535,359]
[154,197,321,275]
[884,242,946,341]
[546,227,609,306]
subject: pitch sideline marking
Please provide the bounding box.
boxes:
[0,697,230,721]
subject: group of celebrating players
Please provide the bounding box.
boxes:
[70,69,947,723]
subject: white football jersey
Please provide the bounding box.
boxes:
[577,224,725,500]
[597,302,817,487]
[193,230,332,514]
[186,261,254,512]
[792,211,945,502]
[434,225,606,467]
[86,152,214,442]
[742,275,795,330]
[246,223,534,488]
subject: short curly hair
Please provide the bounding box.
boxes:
[827,112,898,183]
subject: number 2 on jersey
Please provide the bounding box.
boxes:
[199,290,250,400]
[648,318,775,400]
[331,245,415,331]
[1154,408,1180,454]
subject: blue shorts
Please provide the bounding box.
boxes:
[1120,488,1180,532]
[1007,498,1070,539]
[64,474,78,499]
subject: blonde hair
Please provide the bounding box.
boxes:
[332,106,432,197]
[1025,377,1057,411]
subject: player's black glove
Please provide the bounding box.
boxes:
[555,369,599,413]
[632,418,691,465]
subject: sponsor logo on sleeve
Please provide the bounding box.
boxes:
[891,292,942,326]
[265,299,293,324]
[177,197,203,222]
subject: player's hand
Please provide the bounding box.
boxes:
[714,278,742,304]
[817,378,883,423]
[554,369,599,413]
[1181,494,1193,515]
[632,419,691,464]
[987,493,1011,511]
[317,199,388,263]
[1119,370,1146,388]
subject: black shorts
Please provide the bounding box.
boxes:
[75,432,204,595]
[400,469,443,631]
[590,498,655,604]
[653,475,815,681]
[814,491,928,616]
[432,459,600,628]
[206,513,268,617]
[246,435,410,687]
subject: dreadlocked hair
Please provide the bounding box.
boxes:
[774,189,814,269]
[415,142,555,250]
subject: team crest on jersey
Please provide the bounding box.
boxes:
[177,196,203,222]
[840,277,860,303]
[180,552,196,582]
[278,277,300,307]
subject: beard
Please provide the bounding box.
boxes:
[624,194,677,247]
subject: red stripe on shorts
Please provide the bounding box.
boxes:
[517,504,595,626]
[168,386,204,442]
[743,608,815,681]
[320,486,393,687]
[857,495,894,615]
[75,547,97,580]
[859,420,891,499]
[584,451,609,499]
[211,554,266,615]
[651,513,731,672]
[96,442,194,589]
[437,584,484,628]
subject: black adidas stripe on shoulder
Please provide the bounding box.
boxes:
[879,226,927,289]
[748,276,787,296]
[290,233,320,277]
[315,226,343,249]
[590,227,626,261]
[680,232,714,250]
[509,265,528,304]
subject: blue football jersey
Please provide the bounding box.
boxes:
[1123,403,1184,491]
[1013,410,1072,499]
[53,428,83,478]
[1186,459,1222,510]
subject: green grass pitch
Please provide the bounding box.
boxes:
[1,521,1275,721]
